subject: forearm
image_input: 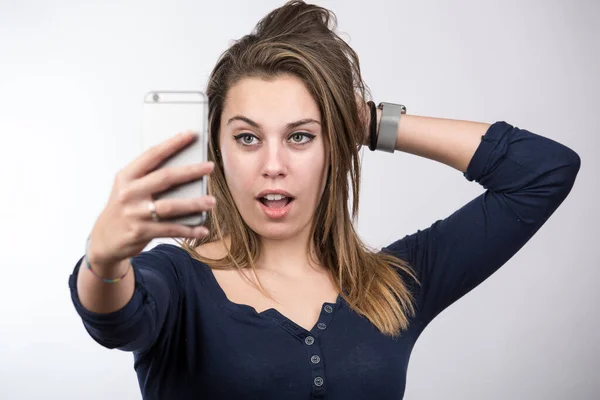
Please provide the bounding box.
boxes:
[376,110,490,173]
[69,248,176,352]
[76,257,135,314]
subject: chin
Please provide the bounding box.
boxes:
[251,224,299,240]
[248,211,310,242]
[249,221,303,241]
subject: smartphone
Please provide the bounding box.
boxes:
[142,91,208,226]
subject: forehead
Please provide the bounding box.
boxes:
[222,75,321,125]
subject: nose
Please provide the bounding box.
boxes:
[261,141,288,179]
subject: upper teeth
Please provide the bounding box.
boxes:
[264,194,287,201]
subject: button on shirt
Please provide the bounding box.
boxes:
[69,122,581,399]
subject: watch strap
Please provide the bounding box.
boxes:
[376,102,406,153]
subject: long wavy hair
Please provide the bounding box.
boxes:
[177,0,419,337]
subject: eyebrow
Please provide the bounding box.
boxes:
[226,115,321,130]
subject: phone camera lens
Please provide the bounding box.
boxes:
[152,93,159,102]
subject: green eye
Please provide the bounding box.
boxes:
[233,133,259,145]
[233,132,316,147]
[289,132,315,144]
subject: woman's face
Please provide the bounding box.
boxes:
[219,74,329,240]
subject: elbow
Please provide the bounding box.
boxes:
[82,305,162,353]
[567,147,581,177]
[550,145,581,203]
[560,146,581,190]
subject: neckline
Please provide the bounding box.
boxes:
[176,244,342,334]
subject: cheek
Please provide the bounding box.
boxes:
[303,153,329,202]
[222,155,255,202]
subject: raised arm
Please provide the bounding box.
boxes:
[380,117,581,324]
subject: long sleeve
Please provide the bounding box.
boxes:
[383,121,581,325]
[68,244,181,353]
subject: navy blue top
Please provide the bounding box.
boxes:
[68,121,580,399]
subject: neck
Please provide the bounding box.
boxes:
[256,225,320,277]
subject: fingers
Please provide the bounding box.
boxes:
[137,195,216,221]
[123,131,198,181]
[136,220,211,241]
[126,161,215,200]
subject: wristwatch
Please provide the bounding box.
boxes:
[376,102,406,153]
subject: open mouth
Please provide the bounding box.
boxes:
[257,195,294,208]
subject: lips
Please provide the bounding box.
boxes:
[255,190,295,218]
[257,197,294,219]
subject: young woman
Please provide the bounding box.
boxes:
[69,1,581,399]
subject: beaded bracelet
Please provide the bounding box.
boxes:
[84,237,131,284]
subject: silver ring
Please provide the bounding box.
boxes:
[148,200,160,222]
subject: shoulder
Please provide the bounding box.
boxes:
[139,240,226,265]
[132,242,228,292]
[137,242,189,265]
[145,240,233,277]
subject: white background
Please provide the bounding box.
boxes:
[1,0,598,399]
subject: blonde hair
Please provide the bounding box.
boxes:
[176,0,419,337]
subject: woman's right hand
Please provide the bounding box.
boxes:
[87,131,216,269]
